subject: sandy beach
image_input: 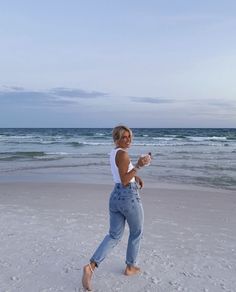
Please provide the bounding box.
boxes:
[0,181,236,292]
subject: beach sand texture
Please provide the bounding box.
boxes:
[0,182,236,292]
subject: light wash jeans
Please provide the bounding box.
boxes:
[90,182,144,267]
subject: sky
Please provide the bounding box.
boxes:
[0,0,236,128]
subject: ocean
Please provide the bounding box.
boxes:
[0,128,236,190]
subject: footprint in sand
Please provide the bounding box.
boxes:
[10,276,20,281]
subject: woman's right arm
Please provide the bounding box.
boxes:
[116,150,137,186]
[116,150,147,186]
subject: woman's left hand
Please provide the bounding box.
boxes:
[135,175,144,189]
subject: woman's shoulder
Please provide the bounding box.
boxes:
[110,148,128,159]
[111,147,127,154]
[115,148,129,160]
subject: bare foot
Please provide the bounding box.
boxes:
[82,264,94,291]
[124,265,141,276]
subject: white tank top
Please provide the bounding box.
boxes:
[110,148,135,183]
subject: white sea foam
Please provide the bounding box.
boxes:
[0,128,235,189]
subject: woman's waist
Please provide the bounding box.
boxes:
[113,182,138,192]
[112,175,135,184]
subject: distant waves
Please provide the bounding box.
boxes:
[0,128,236,190]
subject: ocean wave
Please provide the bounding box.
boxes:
[152,136,179,140]
[67,142,84,147]
[3,140,62,145]
[195,175,236,190]
[0,151,47,161]
[0,151,71,161]
[94,132,107,136]
[2,139,233,147]
[175,164,236,172]
[132,141,227,147]
[188,136,228,142]
[154,173,236,190]
[79,142,112,146]
[0,150,111,161]
[1,161,109,173]
[175,135,187,139]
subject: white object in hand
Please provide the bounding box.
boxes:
[141,154,151,166]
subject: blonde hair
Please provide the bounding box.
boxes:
[112,125,133,143]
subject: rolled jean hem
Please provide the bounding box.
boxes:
[125,261,137,267]
[90,258,99,267]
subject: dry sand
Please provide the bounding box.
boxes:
[0,182,236,291]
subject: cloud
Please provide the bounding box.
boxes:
[0,86,108,107]
[130,97,175,104]
[207,99,236,108]
[50,87,108,98]
[131,96,236,109]
[3,85,25,91]
[0,89,53,106]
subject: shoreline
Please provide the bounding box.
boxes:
[1,176,235,193]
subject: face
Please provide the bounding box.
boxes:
[116,130,132,149]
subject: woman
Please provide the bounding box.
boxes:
[82,125,151,291]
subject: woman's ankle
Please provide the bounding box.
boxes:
[89,261,97,271]
[124,265,140,276]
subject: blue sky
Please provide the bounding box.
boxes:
[0,0,235,128]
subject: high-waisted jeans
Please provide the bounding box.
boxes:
[90,182,144,267]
